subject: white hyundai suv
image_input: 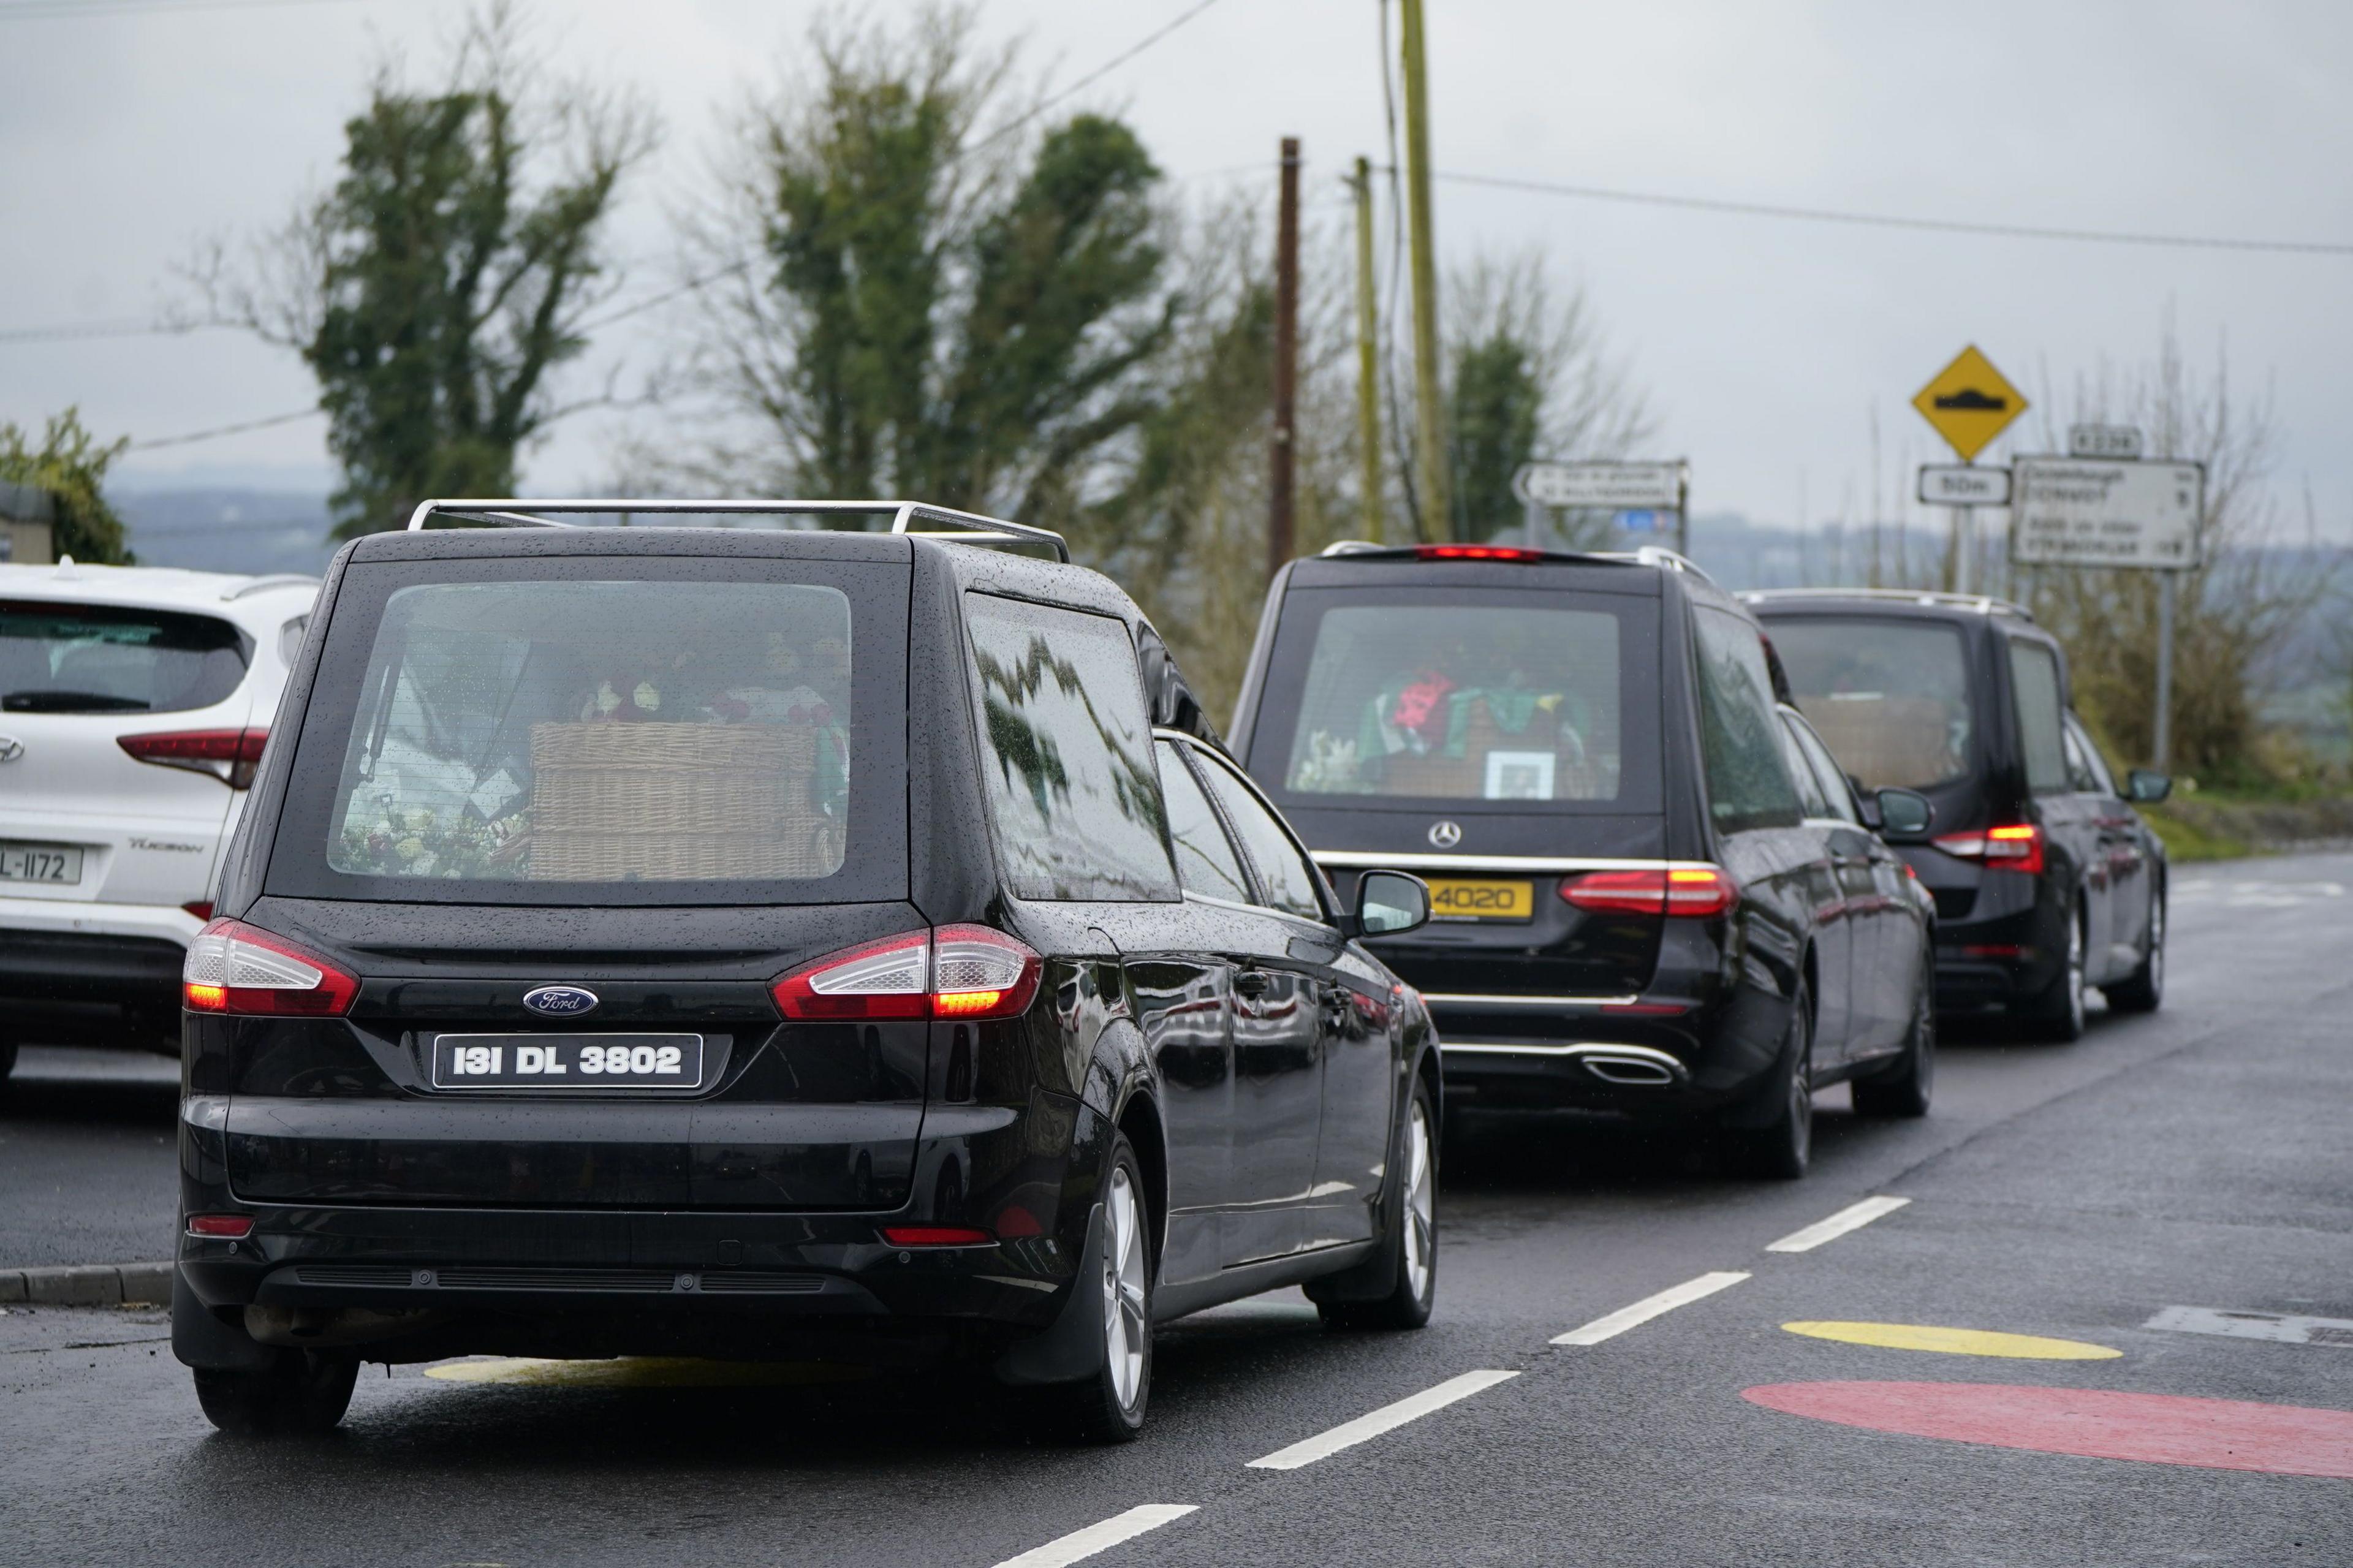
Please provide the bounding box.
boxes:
[0,558,317,1081]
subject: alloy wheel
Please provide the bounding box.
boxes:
[1101,1166,1148,1414]
[1401,1099,1435,1303]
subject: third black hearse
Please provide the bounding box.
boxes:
[1229,542,1939,1177]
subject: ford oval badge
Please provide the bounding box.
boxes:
[523,985,599,1018]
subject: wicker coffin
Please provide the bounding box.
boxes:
[525,722,836,881]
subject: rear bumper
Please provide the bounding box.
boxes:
[1928,879,2065,1013]
[0,906,193,1042]
[174,1091,1108,1366]
[1433,996,1788,1121]
[173,1206,1079,1365]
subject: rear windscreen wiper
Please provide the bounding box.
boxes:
[1,691,152,712]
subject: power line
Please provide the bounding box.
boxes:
[126,407,321,452]
[1424,168,2353,258]
[0,0,359,20]
[0,318,222,346]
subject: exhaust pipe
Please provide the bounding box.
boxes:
[1580,1053,1679,1086]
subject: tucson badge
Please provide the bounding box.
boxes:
[522,985,599,1018]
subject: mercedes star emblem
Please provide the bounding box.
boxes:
[1427,820,1463,848]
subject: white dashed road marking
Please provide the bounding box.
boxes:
[1765,1195,1912,1254]
[1552,1271,1751,1346]
[1245,1369,1521,1471]
[2146,1306,2353,1348]
[992,1505,1199,1567]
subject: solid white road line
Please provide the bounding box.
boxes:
[1551,1271,1750,1346]
[1245,1369,1521,1471]
[1764,1195,1911,1254]
[992,1505,1199,1568]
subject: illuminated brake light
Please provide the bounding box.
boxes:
[186,1214,254,1239]
[1413,543,1544,562]
[881,1225,995,1247]
[771,925,1042,1023]
[1934,822,2045,875]
[1559,866,1737,918]
[119,728,268,789]
[183,918,359,1017]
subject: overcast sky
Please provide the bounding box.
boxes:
[4,0,2349,541]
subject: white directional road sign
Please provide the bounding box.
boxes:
[1513,461,1685,510]
[2069,423,2144,460]
[1918,464,2012,507]
[2011,457,2204,569]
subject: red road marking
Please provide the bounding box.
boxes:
[1743,1381,2353,1480]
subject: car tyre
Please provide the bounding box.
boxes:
[1042,1132,1152,1444]
[2024,902,2088,1042]
[1732,982,1813,1180]
[192,1350,359,1436]
[2104,893,2164,1015]
[1315,1077,1438,1331]
[1852,950,1934,1118]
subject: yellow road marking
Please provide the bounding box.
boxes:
[424,1355,870,1388]
[1782,1321,2121,1360]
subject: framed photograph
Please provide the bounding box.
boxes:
[1483,750,1555,801]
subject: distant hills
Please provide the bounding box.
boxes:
[114,486,336,577]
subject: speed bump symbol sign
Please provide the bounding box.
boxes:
[1912,346,2028,462]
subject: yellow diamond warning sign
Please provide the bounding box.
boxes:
[1912,346,2027,462]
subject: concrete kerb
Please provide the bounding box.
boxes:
[0,1262,175,1307]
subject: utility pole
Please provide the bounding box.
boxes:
[2153,572,2177,769]
[1268,136,1301,584]
[1399,0,1448,541]
[1352,156,1384,543]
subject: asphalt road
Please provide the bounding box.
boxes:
[4,852,2349,1564]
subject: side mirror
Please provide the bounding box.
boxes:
[1349,870,1430,939]
[1873,788,1935,839]
[2126,768,2171,804]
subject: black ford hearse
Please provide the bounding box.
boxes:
[1229,542,1939,1175]
[173,500,1439,1443]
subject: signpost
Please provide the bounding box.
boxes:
[1917,464,2012,507]
[1912,346,2028,594]
[1512,461,1691,553]
[2010,449,2206,768]
[2069,423,2144,460]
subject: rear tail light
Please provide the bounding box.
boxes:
[186,1214,254,1239]
[881,1225,995,1248]
[1934,822,2045,875]
[119,727,268,789]
[181,901,214,920]
[770,925,1042,1023]
[1559,865,1738,918]
[182,918,360,1017]
[1413,543,1544,562]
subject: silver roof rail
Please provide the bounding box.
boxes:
[1319,539,1389,556]
[403,498,1070,562]
[220,574,320,601]
[1589,545,1721,590]
[1737,585,2031,621]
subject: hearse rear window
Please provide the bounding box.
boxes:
[1771,617,1977,791]
[1262,588,1656,810]
[268,556,909,906]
